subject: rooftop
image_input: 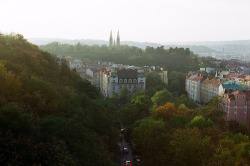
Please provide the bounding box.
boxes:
[222,81,243,90]
[202,77,221,87]
[117,69,138,79]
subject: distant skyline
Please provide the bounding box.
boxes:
[1,0,250,43]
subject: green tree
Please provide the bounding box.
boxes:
[188,116,213,129]
[146,72,165,89]
[120,88,129,104]
[151,89,172,107]
[171,128,211,166]
[132,118,169,166]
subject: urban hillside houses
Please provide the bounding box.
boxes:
[186,71,250,130]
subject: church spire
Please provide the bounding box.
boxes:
[116,30,120,46]
[109,30,113,47]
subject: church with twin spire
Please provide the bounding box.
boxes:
[109,31,120,47]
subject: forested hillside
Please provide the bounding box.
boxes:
[0,33,119,165]
[40,43,200,72]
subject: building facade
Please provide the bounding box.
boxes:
[200,77,224,103]
[185,73,204,102]
[221,90,250,130]
[100,68,146,97]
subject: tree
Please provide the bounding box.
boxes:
[171,115,190,128]
[120,88,129,104]
[209,138,235,166]
[132,118,169,166]
[199,96,225,127]
[151,89,172,107]
[233,133,249,144]
[151,102,177,122]
[188,116,213,129]
[131,91,151,105]
[146,72,165,89]
[171,128,211,166]
[174,94,197,109]
[0,62,22,101]
[145,46,154,54]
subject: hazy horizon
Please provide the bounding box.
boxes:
[1,0,250,43]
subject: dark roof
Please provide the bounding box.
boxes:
[117,69,137,79]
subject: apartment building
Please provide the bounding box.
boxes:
[221,89,250,130]
[185,73,204,102]
[100,68,146,97]
[200,77,224,103]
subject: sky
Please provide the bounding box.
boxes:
[1,0,250,43]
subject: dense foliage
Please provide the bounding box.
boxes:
[40,42,199,73]
[0,33,119,165]
[118,89,250,166]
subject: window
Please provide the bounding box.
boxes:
[119,79,123,83]
[234,107,237,120]
[244,107,247,122]
[128,79,132,83]
[133,79,137,83]
[243,96,245,99]
[237,95,239,99]
[124,79,127,83]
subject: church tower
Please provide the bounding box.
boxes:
[116,31,120,46]
[109,31,113,47]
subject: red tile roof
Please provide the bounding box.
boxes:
[226,73,240,79]
[193,76,203,82]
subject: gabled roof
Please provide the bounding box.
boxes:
[201,77,221,87]
[193,76,203,82]
[187,74,198,80]
[226,73,240,79]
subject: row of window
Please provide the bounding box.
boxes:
[234,101,247,106]
[118,79,137,84]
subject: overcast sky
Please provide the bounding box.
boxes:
[1,0,250,43]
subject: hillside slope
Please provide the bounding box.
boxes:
[0,33,118,165]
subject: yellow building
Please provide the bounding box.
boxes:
[151,67,168,85]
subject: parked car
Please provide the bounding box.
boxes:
[125,160,132,166]
[134,155,140,166]
[123,147,129,154]
[121,128,125,133]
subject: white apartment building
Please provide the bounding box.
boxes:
[100,68,146,97]
[185,73,204,102]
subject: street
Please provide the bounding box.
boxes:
[119,130,134,165]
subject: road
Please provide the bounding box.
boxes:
[119,131,134,165]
